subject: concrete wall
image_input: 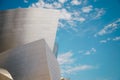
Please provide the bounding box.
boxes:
[0,39,61,80]
[0,8,60,53]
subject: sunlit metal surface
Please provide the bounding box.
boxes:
[0,8,60,53]
[0,68,13,80]
[0,39,61,80]
[0,8,60,80]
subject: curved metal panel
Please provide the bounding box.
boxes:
[0,39,61,80]
[0,8,60,53]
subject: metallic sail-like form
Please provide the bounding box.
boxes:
[0,39,60,80]
[0,8,60,80]
[0,8,60,52]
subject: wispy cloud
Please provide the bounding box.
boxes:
[91,48,96,52]
[57,51,74,65]
[60,9,86,22]
[64,64,96,74]
[58,21,65,28]
[85,48,96,55]
[59,8,86,29]
[53,2,62,8]
[59,0,67,4]
[71,0,81,5]
[100,36,120,43]
[31,0,62,9]
[113,36,120,41]
[100,40,107,43]
[24,0,28,3]
[74,17,86,22]
[79,17,86,22]
[60,9,72,20]
[82,5,93,13]
[78,48,96,55]
[100,38,111,43]
[95,18,120,36]
[94,8,105,19]
[57,51,97,75]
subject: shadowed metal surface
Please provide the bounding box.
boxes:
[0,39,61,80]
[0,8,60,53]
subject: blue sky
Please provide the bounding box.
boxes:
[0,0,120,80]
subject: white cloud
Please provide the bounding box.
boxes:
[113,36,120,41]
[85,48,96,55]
[100,38,111,43]
[91,48,96,52]
[60,9,72,20]
[71,11,86,22]
[34,0,44,8]
[57,51,74,75]
[72,11,81,17]
[31,1,44,8]
[100,40,107,43]
[90,8,105,21]
[31,1,62,9]
[96,18,120,36]
[94,8,105,19]
[85,51,91,55]
[31,3,36,8]
[65,65,95,73]
[77,17,86,22]
[78,48,96,55]
[57,51,74,65]
[71,0,81,5]
[24,0,28,3]
[58,21,65,28]
[58,51,98,75]
[82,5,93,13]
[72,17,86,22]
[59,0,67,3]
[98,29,106,36]
[44,3,55,8]
[99,36,120,43]
[52,2,62,8]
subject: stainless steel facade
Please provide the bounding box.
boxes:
[0,39,61,80]
[0,8,60,53]
[0,8,60,80]
[0,68,13,80]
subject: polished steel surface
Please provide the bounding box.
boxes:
[0,8,60,53]
[0,39,61,80]
[0,68,13,80]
